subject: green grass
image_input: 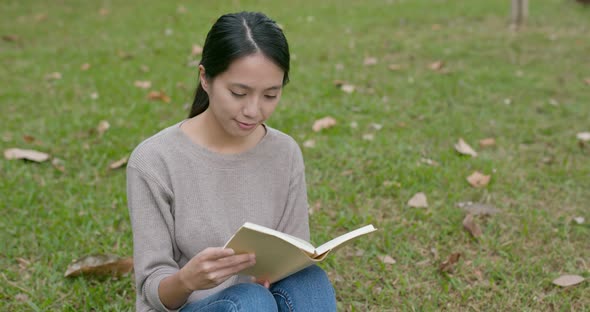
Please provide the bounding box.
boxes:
[1,0,589,311]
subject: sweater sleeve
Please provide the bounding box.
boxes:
[276,142,310,242]
[127,166,182,312]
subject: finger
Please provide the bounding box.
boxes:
[211,253,255,270]
[198,247,235,261]
[210,256,257,282]
[264,280,270,288]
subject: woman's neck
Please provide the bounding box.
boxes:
[181,110,265,155]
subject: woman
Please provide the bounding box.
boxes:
[127,11,337,311]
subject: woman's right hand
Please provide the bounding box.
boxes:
[178,247,256,291]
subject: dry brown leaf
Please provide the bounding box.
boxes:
[573,216,585,224]
[584,78,590,86]
[191,44,203,56]
[340,84,355,94]
[312,116,337,132]
[467,171,491,188]
[479,138,496,148]
[97,120,110,136]
[4,148,50,162]
[429,60,444,71]
[454,138,477,157]
[457,202,499,216]
[134,80,152,89]
[362,133,374,141]
[147,90,171,103]
[23,135,36,144]
[117,50,134,60]
[431,24,442,30]
[34,13,48,22]
[109,156,128,170]
[64,254,133,277]
[378,255,396,264]
[363,57,378,66]
[439,252,461,273]
[99,8,110,16]
[303,139,316,148]
[51,158,65,172]
[90,92,99,100]
[3,34,20,42]
[420,157,439,166]
[552,275,585,287]
[80,63,91,71]
[388,64,402,71]
[45,72,62,80]
[576,132,590,142]
[407,192,428,208]
[15,293,29,302]
[463,214,482,238]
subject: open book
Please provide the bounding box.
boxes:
[224,222,377,283]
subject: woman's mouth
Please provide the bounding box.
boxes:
[236,120,256,130]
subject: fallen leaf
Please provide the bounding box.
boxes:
[191,44,203,56]
[80,63,91,71]
[15,293,29,302]
[108,156,128,170]
[23,135,36,143]
[51,158,65,172]
[34,13,48,22]
[378,255,396,264]
[429,60,444,71]
[552,275,585,287]
[349,121,358,129]
[467,171,491,188]
[407,192,428,208]
[90,92,99,100]
[576,132,590,142]
[573,217,585,224]
[439,252,461,273]
[99,8,110,16]
[340,84,355,94]
[4,148,49,162]
[454,138,478,157]
[457,202,499,216]
[335,63,344,71]
[363,57,378,66]
[584,78,590,86]
[362,133,374,141]
[312,116,337,132]
[303,139,316,148]
[147,90,171,103]
[177,5,187,14]
[64,254,133,277]
[97,120,110,136]
[45,72,62,80]
[463,214,482,238]
[117,50,134,60]
[388,64,402,71]
[370,123,383,131]
[2,34,20,42]
[420,157,439,166]
[479,138,496,148]
[140,65,150,72]
[134,80,152,89]
[431,24,442,30]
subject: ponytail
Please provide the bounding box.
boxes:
[188,82,209,118]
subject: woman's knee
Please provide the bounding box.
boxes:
[229,283,278,311]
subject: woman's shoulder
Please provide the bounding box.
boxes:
[265,125,300,151]
[128,122,183,169]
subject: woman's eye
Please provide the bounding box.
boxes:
[264,95,277,99]
[230,91,246,97]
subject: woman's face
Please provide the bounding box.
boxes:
[200,53,284,138]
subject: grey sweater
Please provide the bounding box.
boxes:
[126,121,310,311]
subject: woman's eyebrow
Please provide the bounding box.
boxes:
[230,83,282,91]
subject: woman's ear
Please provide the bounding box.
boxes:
[199,65,209,93]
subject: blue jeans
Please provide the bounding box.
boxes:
[180,265,336,311]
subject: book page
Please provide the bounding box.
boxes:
[314,224,377,256]
[224,225,318,283]
[236,222,316,255]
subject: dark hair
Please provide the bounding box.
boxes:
[189,12,290,118]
